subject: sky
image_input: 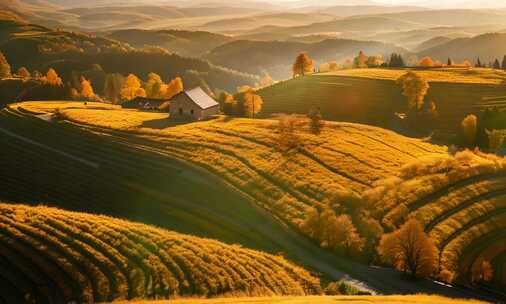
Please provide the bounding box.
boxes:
[273,0,506,8]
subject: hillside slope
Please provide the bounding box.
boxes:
[14,101,506,293]
[0,203,320,303]
[418,33,506,63]
[205,39,405,79]
[257,70,506,133]
[0,18,256,92]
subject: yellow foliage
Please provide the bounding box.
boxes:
[461,114,477,146]
[165,77,184,99]
[396,72,429,111]
[80,78,95,99]
[121,74,144,101]
[43,68,63,86]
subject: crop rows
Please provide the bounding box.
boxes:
[371,150,506,289]
[0,203,321,303]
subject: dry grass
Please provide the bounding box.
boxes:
[7,102,506,288]
[122,294,488,304]
[0,203,320,302]
[321,68,506,85]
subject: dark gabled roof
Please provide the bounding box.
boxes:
[178,87,219,110]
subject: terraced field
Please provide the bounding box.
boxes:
[3,102,506,296]
[367,150,506,291]
[257,70,506,134]
[0,203,320,303]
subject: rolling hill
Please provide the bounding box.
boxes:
[2,102,506,297]
[256,69,506,133]
[9,101,506,294]
[204,39,406,79]
[0,18,257,93]
[418,33,506,64]
[0,203,320,302]
[105,29,233,57]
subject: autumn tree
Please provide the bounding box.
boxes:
[218,92,237,115]
[243,88,263,118]
[471,260,493,284]
[120,74,145,101]
[80,78,95,99]
[165,77,184,99]
[104,73,124,104]
[145,72,167,99]
[377,218,438,279]
[329,61,339,71]
[277,114,302,154]
[486,129,506,152]
[43,68,63,86]
[17,67,30,78]
[461,114,478,147]
[0,51,11,78]
[397,72,429,115]
[419,56,434,67]
[293,53,314,77]
[353,51,369,68]
[307,106,324,134]
[301,207,365,256]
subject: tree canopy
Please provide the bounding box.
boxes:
[396,72,429,112]
[292,53,314,78]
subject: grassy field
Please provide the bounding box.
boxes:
[3,102,506,294]
[124,295,488,304]
[0,203,319,303]
[257,69,506,134]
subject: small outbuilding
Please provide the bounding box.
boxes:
[170,87,219,120]
[121,97,171,112]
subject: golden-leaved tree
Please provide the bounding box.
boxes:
[293,53,314,78]
[145,72,167,99]
[0,51,11,78]
[120,74,145,101]
[165,77,184,99]
[377,218,438,278]
[43,68,63,86]
[242,87,263,118]
[397,71,429,113]
[80,78,95,99]
[461,114,478,147]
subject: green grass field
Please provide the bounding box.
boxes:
[2,102,506,298]
[257,69,506,134]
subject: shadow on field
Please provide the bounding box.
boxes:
[141,117,193,129]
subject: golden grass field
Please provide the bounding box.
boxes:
[5,101,506,290]
[123,295,488,304]
[0,203,320,302]
[321,68,506,85]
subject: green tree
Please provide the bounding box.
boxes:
[0,51,11,78]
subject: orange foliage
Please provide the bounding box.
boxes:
[43,68,63,86]
[293,53,314,77]
[165,77,184,99]
[378,218,438,278]
[419,57,435,67]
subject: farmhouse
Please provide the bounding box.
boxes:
[170,87,219,120]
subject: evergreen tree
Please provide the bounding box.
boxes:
[493,59,501,69]
[476,58,482,68]
[501,55,506,70]
[0,51,11,78]
[447,58,453,66]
